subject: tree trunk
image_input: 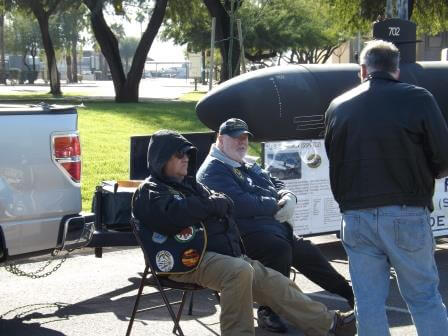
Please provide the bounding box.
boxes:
[85,0,125,99]
[29,4,61,95]
[203,0,240,82]
[22,52,30,71]
[124,0,168,102]
[0,12,5,84]
[71,38,78,83]
[84,0,167,102]
[408,0,415,19]
[66,52,73,83]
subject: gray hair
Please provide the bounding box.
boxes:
[360,40,400,74]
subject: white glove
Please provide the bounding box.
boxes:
[274,192,297,226]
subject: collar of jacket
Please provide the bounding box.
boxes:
[365,71,401,83]
[209,144,243,168]
[150,174,198,194]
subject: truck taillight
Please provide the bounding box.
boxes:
[52,134,81,183]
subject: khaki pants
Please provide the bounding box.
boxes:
[169,252,334,336]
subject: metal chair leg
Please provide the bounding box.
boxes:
[291,267,297,282]
[188,291,194,315]
[126,265,149,336]
[156,281,185,336]
[172,291,189,334]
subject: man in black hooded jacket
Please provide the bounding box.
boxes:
[132,130,356,336]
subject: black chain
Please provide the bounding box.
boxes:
[3,249,69,279]
[0,302,68,320]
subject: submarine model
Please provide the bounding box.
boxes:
[196,18,448,142]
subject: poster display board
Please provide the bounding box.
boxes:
[188,53,202,78]
[263,139,448,237]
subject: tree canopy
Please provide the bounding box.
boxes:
[240,0,348,65]
[83,0,168,102]
[11,0,70,94]
[162,0,210,53]
[325,0,448,36]
[57,3,89,82]
[163,0,349,72]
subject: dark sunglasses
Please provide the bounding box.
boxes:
[173,151,188,159]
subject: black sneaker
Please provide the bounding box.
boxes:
[330,310,357,336]
[257,306,287,333]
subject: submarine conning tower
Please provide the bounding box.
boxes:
[373,18,419,63]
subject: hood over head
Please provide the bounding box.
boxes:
[147,130,197,178]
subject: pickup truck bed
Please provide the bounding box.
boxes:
[0,104,94,263]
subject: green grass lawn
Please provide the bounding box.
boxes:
[1,90,261,211]
[79,98,210,210]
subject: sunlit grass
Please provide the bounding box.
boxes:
[179,91,207,102]
[0,91,95,100]
[78,100,208,210]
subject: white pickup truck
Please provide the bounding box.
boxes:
[0,104,94,264]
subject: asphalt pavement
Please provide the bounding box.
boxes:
[2,235,448,336]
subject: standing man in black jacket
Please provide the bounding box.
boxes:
[325,40,448,336]
[132,130,356,336]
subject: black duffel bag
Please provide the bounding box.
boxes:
[92,180,142,231]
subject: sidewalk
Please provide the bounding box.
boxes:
[0,77,209,101]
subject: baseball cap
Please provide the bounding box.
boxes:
[218,118,253,138]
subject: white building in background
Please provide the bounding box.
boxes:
[328,32,448,65]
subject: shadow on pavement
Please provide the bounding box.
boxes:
[0,276,218,335]
[0,317,67,336]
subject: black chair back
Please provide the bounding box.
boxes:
[126,218,205,336]
[130,217,152,266]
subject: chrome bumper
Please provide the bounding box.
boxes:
[61,213,95,251]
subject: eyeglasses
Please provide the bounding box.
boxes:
[173,151,188,159]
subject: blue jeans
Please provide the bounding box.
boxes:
[342,205,448,336]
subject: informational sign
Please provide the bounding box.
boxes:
[263,139,448,237]
[188,53,202,78]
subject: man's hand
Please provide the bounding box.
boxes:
[274,192,296,225]
[209,192,234,217]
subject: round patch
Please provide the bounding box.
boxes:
[181,249,201,268]
[306,153,322,168]
[155,250,174,272]
[175,226,196,243]
[152,232,168,244]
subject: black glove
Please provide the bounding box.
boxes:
[208,192,233,217]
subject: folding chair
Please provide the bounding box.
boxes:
[126,218,205,336]
[290,267,298,282]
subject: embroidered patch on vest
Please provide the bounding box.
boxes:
[152,232,168,244]
[181,249,201,267]
[175,226,196,243]
[155,250,174,272]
